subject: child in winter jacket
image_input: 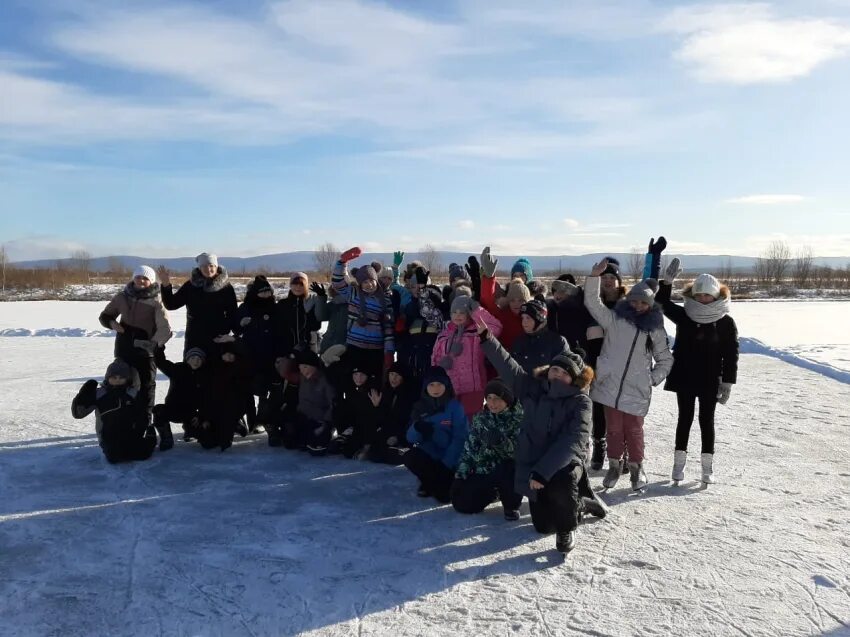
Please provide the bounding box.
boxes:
[71,359,156,464]
[99,265,172,429]
[275,272,327,356]
[431,294,502,418]
[659,259,739,484]
[511,299,570,373]
[365,362,417,465]
[478,247,531,351]
[478,323,609,554]
[404,366,468,503]
[398,269,444,381]
[263,356,301,447]
[451,378,525,520]
[330,367,378,458]
[280,349,337,455]
[332,247,395,379]
[584,259,674,491]
[153,346,210,449]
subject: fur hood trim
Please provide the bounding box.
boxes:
[613,299,665,332]
[190,266,230,293]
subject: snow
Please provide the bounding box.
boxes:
[1,303,850,636]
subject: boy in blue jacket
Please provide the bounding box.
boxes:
[403,366,468,503]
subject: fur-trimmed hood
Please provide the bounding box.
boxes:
[613,299,665,332]
[190,266,230,293]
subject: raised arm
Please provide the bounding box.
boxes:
[477,323,530,399]
[657,257,687,324]
[583,271,614,331]
[161,280,189,311]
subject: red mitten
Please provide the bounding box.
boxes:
[340,246,362,263]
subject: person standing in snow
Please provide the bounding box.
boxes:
[159,253,237,355]
[510,299,571,374]
[658,259,739,484]
[275,272,327,357]
[99,265,172,435]
[477,320,609,555]
[584,258,673,492]
[399,266,444,382]
[153,345,210,448]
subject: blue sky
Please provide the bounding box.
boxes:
[2,0,850,260]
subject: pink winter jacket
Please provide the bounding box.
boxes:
[432,307,502,396]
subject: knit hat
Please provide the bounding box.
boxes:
[105,359,131,380]
[520,299,548,329]
[693,273,721,298]
[387,361,412,380]
[184,347,207,363]
[413,266,430,285]
[294,348,322,369]
[448,263,466,283]
[450,294,477,315]
[626,278,659,305]
[370,261,383,274]
[290,272,309,286]
[354,265,378,285]
[511,258,533,281]
[551,279,579,296]
[601,257,622,284]
[550,351,585,380]
[133,265,156,283]
[423,365,451,388]
[251,275,273,294]
[527,280,547,299]
[378,266,395,281]
[558,273,576,284]
[505,278,532,303]
[403,260,424,281]
[484,378,515,406]
[196,252,218,268]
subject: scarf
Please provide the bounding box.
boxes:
[684,295,731,325]
[613,300,664,332]
[123,281,161,300]
[438,323,467,370]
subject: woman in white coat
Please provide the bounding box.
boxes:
[584,259,673,491]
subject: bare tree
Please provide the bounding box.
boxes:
[419,244,442,275]
[0,244,7,295]
[716,257,734,284]
[792,245,814,289]
[313,242,339,278]
[69,250,92,278]
[761,240,791,285]
[627,247,644,283]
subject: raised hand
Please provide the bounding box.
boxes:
[157,266,171,286]
[465,255,481,278]
[590,258,609,277]
[368,389,382,407]
[340,247,362,263]
[310,282,326,297]
[663,258,683,285]
[393,251,405,268]
[648,236,668,256]
[480,247,498,277]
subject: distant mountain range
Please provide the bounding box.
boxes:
[11,251,850,274]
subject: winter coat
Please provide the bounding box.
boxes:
[297,371,336,424]
[456,403,524,480]
[373,379,417,445]
[398,287,443,377]
[262,376,299,425]
[331,260,394,352]
[406,395,468,470]
[510,326,570,374]
[71,380,153,463]
[335,380,379,438]
[154,348,210,419]
[657,282,739,395]
[162,267,237,353]
[99,282,172,360]
[203,342,253,425]
[546,291,596,354]
[319,297,350,354]
[431,306,502,396]
[583,277,673,417]
[481,275,523,350]
[232,294,277,375]
[481,336,592,500]
[275,292,327,356]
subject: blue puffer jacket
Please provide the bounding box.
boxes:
[406,368,469,469]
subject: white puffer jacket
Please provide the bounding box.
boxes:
[583,277,673,417]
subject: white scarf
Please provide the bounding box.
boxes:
[684,295,731,324]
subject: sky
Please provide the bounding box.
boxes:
[2,0,850,261]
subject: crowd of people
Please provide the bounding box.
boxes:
[71,240,739,554]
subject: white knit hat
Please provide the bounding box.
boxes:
[693,273,721,298]
[196,252,218,268]
[133,265,156,283]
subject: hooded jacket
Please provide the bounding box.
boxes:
[583,276,673,417]
[510,326,570,374]
[406,373,468,469]
[275,291,327,356]
[455,403,524,480]
[233,283,278,370]
[480,275,524,350]
[154,348,211,418]
[431,306,502,396]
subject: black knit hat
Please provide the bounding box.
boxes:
[251,275,273,294]
[520,299,548,329]
[550,351,585,380]
[294,348,322,369]
[423,365,452,389]
[105,359,131,380]
[485,378,515,406]
[602,257,622,284]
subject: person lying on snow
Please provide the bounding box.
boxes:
[71,359,156,464]
[477,318,609,555]
[152,345,211,450]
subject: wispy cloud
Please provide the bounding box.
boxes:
[725,194,809,205]
[458,220,475,229]
[660,4,850,83]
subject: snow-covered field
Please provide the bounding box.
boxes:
[1,302,849,636]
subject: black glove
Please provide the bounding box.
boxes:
[310,282,327,297]
[413,419,434,440]
[80,379,98,403]
[648,236,667,257]
[414,267,430,285]
[465,256,480,279]
[478,427,506,448]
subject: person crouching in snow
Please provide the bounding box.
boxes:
[99,265,172,431]
[584,259,673,492]
[263,356,301,447]
[479,246,531,351]
[404,366,468,503]
[511,299,571,374]
[451,378,525,521]
[72,359,156,464]
[364,362,417,465]
[153,346,210,449]
[332,247,395,379]
[477,322,609,554]
[280,349,337,455]
[431,293,502,419]
[658,259,739,484]
[330,367,378,458]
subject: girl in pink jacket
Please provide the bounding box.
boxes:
[432,295,502,418]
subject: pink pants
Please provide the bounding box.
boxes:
[604,406,645,464]
[458,391,485,420]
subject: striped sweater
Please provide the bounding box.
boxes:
[332,260,394,352]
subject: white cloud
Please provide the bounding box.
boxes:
[563,218,580,229]
[725,194,808,205]
[458,220,475,230]
[660,4,850,83]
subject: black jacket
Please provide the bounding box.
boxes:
[203,342,253,424]
[233,292,278,372]
[162,267,237,353]
[546,291,595,354]
[510,327,570,374]
[275,294,323,357]
[154,348,210,418]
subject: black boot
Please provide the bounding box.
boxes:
[556,530,576,554]
[590,438,606,470]
[266,422,283,448]
[153,410,174,451]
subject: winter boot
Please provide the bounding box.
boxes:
[556,530,576,554]
[701,453,715,484]
[628,462,647,491]
[590,438,607,470]
[602,458,621,489]
[266,423,282,447]
[581,493,609,519]
[671,450,687,482]
[503,508,521,521]
[621,448,630,474]
[153,413,174,451]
